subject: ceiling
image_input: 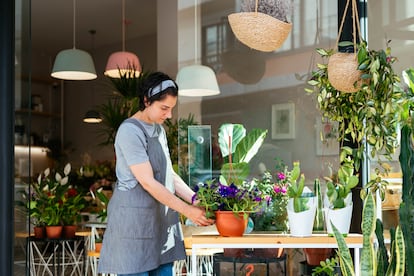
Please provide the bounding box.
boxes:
[30,0,157,56]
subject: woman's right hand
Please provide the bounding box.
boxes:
[184,205,214,226]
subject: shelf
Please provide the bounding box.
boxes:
[15,109,61,118]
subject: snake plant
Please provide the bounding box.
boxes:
[331,192,405,276]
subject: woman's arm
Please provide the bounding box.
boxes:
[173,170,196,204]
[130,162,212,226]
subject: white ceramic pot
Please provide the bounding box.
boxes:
[324,202,353,235]
[287,197,317,237]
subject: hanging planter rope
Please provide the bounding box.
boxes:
[228,0,292,52]
[327,0,363,93]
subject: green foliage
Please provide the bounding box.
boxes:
[325,147,359,209]
[312,256,341,276]
[217,123,267,186]
[97,67,152,146]
[286,161,309,212]
[398,68,414,275]
[331,192,405,276]
[306,41,402,170]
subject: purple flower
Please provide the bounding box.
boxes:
[277,172,285,181]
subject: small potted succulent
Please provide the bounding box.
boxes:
[323,147,359,235]
[286,161,316,237]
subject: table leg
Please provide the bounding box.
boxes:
[192,247,197,275]
[354,248,360,276]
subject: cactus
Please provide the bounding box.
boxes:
[398,125,414,275]
[313,178,325,231]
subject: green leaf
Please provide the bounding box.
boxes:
[218,124,246,159]
[233,129,267,163]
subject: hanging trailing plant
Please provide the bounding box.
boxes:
[306,39,402,169]
[306,0,403,170]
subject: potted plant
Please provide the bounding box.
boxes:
[30,163,72,239]
[331,191,405,275]
[286,161,316,237]
[323,147,359,235]
[306,40,402,169]
[253,167,289,233]
[61,187,86,238]
[192,123,267,237]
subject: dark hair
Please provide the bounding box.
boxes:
[138,71,178,111]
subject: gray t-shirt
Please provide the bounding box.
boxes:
[114,119,157,191]
[114,118,173,192]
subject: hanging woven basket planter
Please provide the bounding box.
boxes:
[228,0,292,52]
[327,0,363,93]
[327,52,362,93]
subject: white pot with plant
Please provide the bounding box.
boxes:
[323,147,359,235]
[286,161,316,237]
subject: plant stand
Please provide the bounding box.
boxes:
[213,252,287,276]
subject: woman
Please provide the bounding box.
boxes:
[98,72,214,276]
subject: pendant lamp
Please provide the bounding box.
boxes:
[83,110,102,123]
[176,0,220,97]
[104,0,141,78]
[51,0,97,80]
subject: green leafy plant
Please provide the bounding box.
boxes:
[252,169,289,232]
[397,67,414,275]
[325,147,359,209]
[306,40,402,170]
[286,161,309,212]
[97,67,152,146]
[332,192,405,276]
[192,179,264,219]
[312,256,341,276]
[218,123,267,186]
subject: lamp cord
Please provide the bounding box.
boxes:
[122,0,125,51]
[72,0,76,48]
[194,0,198,64]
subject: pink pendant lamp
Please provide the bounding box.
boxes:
[104,0,141,78]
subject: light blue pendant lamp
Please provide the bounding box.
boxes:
[51,0,97,80]
[176,0,220,97]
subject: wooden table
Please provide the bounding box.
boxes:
[191,233,363,276]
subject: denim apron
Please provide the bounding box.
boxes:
[98,119,185,274]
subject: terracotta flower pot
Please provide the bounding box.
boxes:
[45,225,63,239]
[215,211,248,237]
[33,226,45,239]
[95,242,102,253]
[303,248,333,266]
[63,225,77,239]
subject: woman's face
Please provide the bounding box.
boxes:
[144,94,177,124]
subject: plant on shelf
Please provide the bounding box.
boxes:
[324,147,359,209]
[252,165,289,232]
[306,39,402,170]
[90,188,110,223]
[192,123,268,219]
[61,187,86,226]
[286,161,310,213]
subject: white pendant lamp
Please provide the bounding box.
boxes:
[104,0,141,78]
[176,0,220,97]
[51,0,97,80]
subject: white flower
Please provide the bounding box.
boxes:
[37,174,42,184]
[42,184,49,192]
[64,163,71,176]
[44,168,50,178]
[60,176,69,185]
[55,172,62,183]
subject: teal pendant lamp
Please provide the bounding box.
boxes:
[104,0,141,78]
[176,0,220,97]
[51,0,97,80]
